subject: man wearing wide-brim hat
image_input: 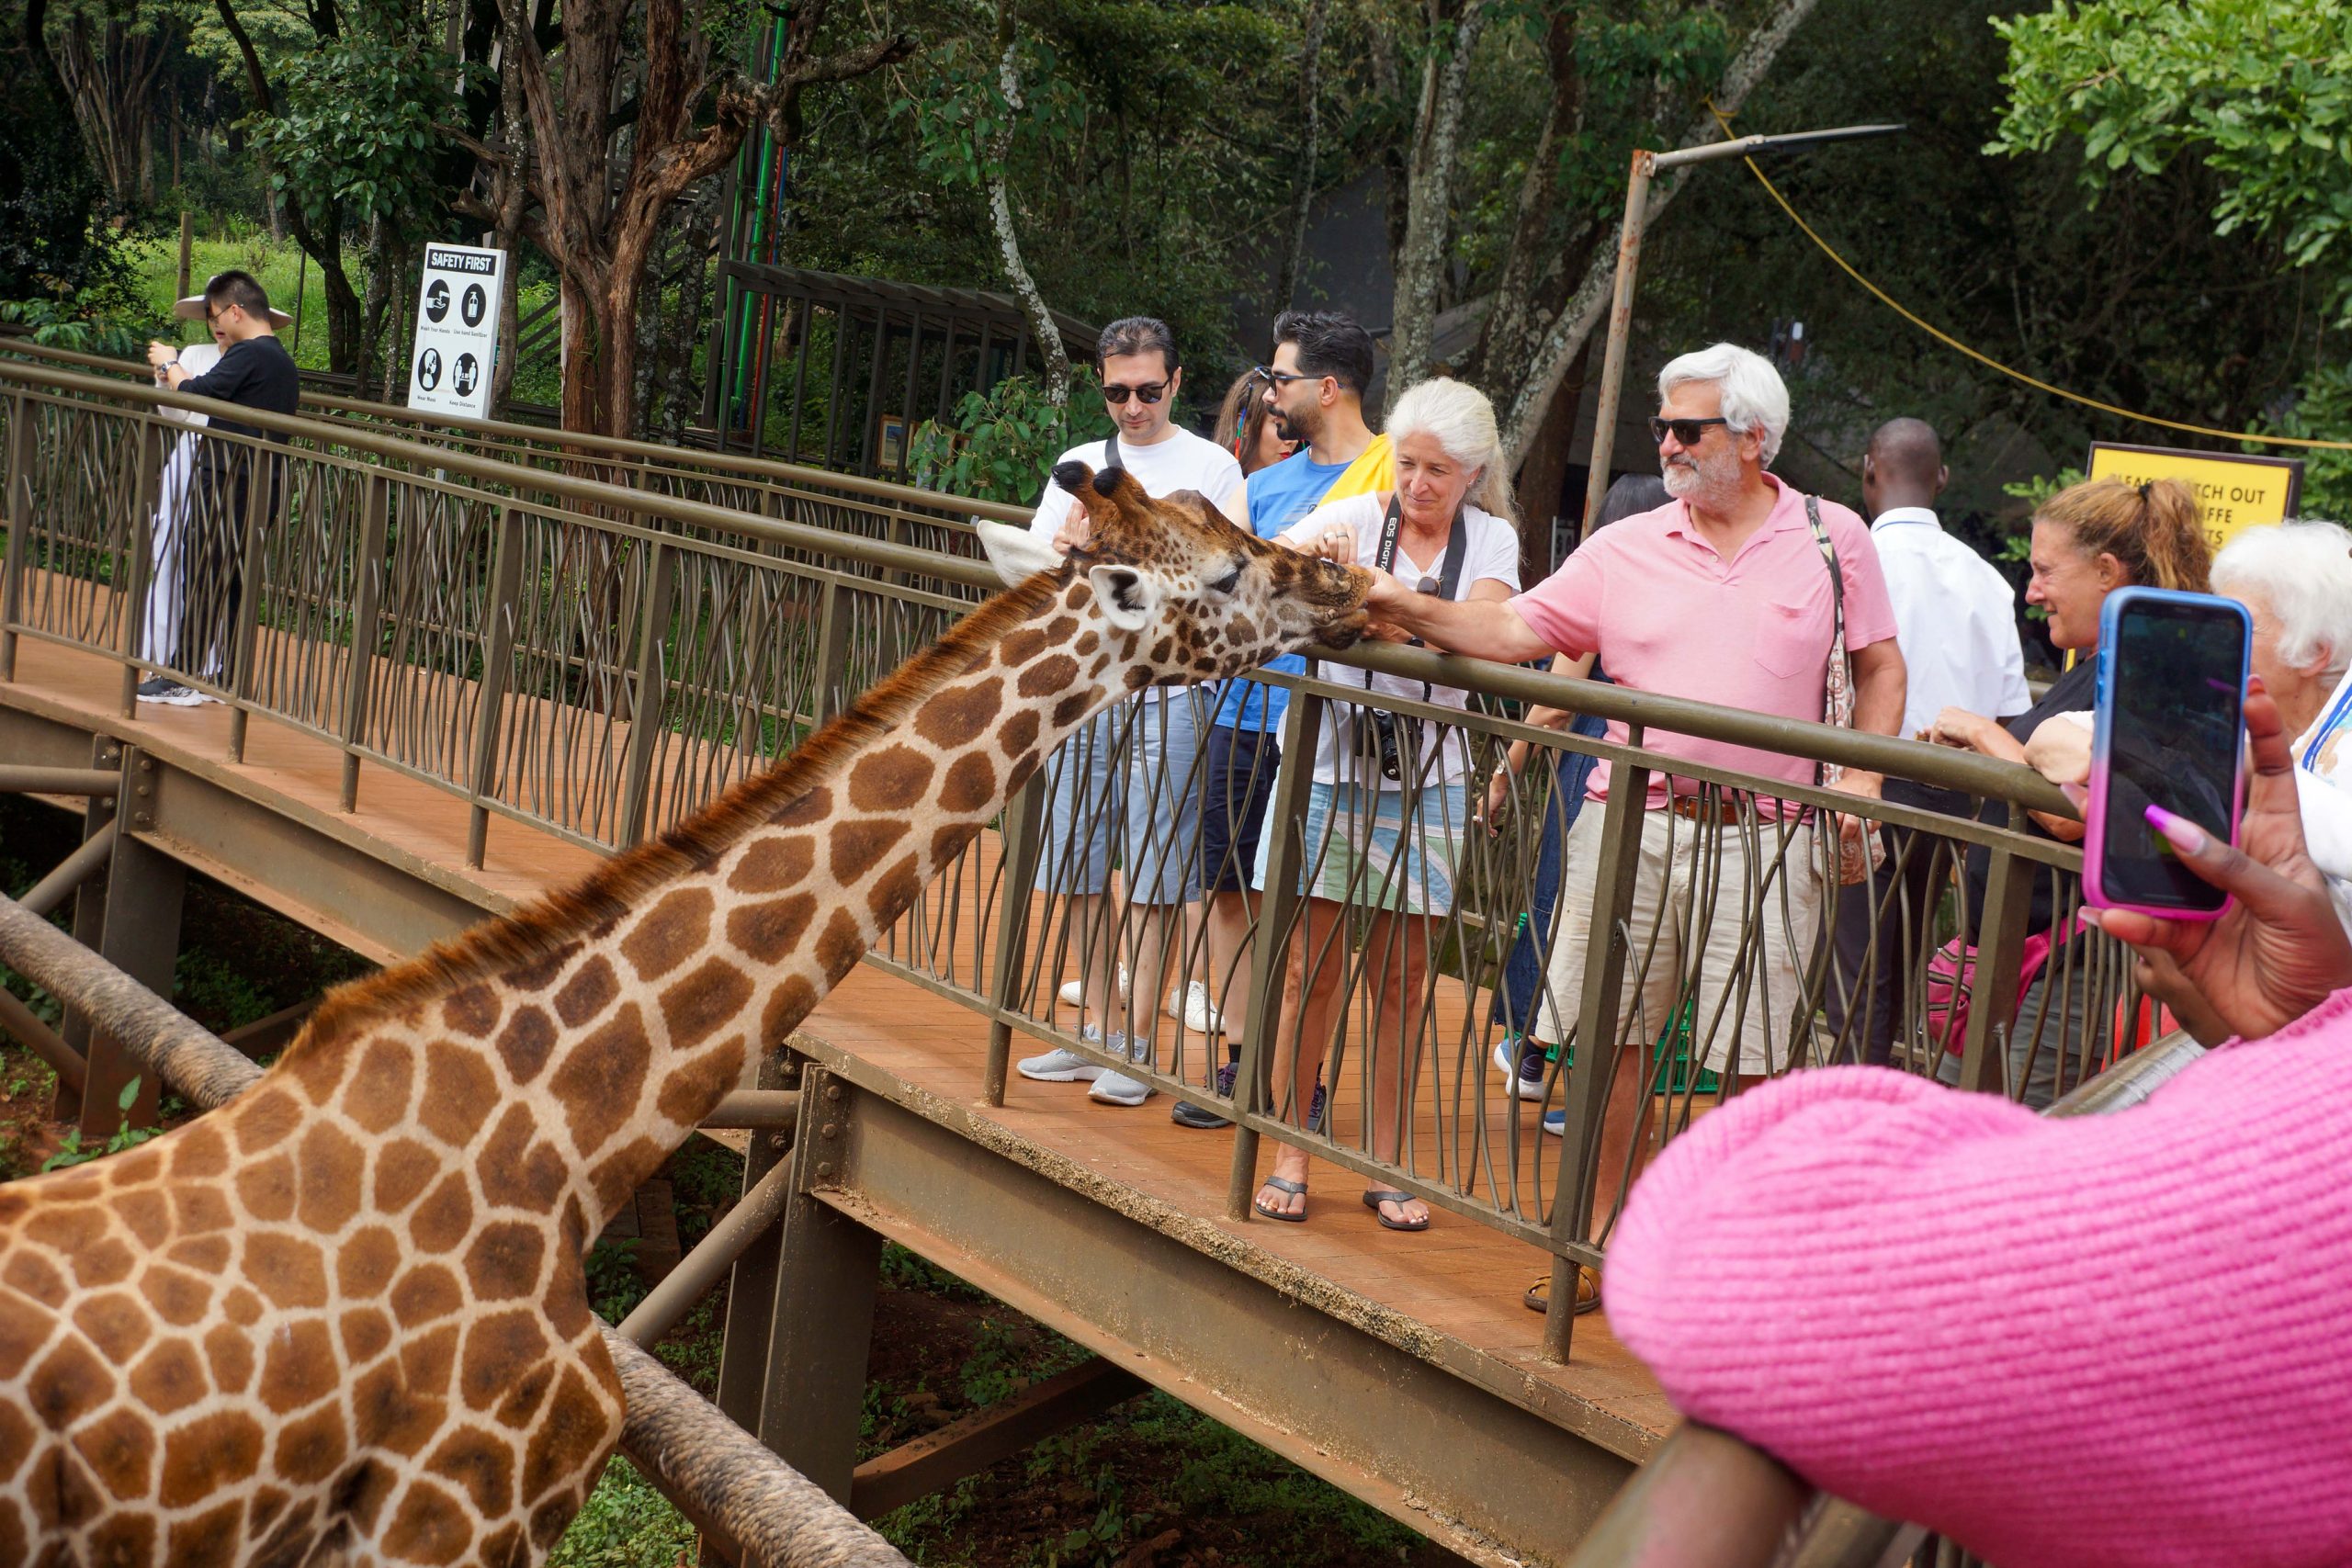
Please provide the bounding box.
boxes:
[138,270,300,705]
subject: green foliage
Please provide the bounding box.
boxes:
[585,1236,649,1323]
[547,1457,696,1568]
[892,32,1087,191]
[41,1077,161,1172]
[1991,0,2352,299]
[653,1294,726,1395]
[911,371,1114,505]
[2261,365,2352,520]
[245,0,453,243]
[0,294,155,358]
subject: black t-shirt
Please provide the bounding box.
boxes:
[179,335,300,457]
[1963,657,2098,939]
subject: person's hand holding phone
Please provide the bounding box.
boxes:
[2083,681,2352,1043]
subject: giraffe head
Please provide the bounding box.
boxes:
[977,461,1370,687]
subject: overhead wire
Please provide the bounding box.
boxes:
[1702,103,2352,454]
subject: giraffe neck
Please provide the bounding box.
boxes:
[287,572,1140,1240]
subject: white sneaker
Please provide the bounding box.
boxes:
[1492,1036,1550,1100]
[1089,1039,1155,1107]
[1168,980,1222,1034]
[1016,1026,1127,1083]
[1057,965,1131,1010]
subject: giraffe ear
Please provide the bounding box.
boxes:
[976,521,1065,586]
[1087,564,1157,633]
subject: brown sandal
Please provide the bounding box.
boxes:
[1521,1266,1602,1315]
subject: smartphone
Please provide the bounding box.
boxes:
[2084,588,2251,919]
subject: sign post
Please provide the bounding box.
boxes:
[407,243,505,422]
[2086,442,2304,552]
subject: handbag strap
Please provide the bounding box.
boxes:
[1804,494,1852,789]
[1803,494,1848,662]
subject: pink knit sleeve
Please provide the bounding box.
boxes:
[1606,987,2352,1568]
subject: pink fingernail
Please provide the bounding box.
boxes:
[2144,803,2206,854]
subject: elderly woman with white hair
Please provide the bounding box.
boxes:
[1247,376,1522,1232]
[2025,516,2352,932]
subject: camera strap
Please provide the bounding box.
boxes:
[1359,495,1472,784]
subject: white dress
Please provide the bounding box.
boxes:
[145,342,220,673]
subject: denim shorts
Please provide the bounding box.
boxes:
[1253,779,1469,917]
[1037,690,1207,905]
[1197,725,1280,896]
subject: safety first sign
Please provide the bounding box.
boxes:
[407,243,505,421]
[2086,442,2304,550]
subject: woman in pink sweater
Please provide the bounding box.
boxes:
[1608,683,2352,1568]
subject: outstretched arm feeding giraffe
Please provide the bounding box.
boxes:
[0,463,1369,1568]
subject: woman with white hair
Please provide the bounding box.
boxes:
[2025,516,2352,931]
[1248,377,1521,1231]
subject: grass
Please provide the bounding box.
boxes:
[130,231,347,375]
[547,1457,698,1568]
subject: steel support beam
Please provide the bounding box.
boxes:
[617,1156,797,1347]
[702,1089,802,1130]
[18,819,118,919]
[0,983,83,1092]
[707,1055,798,1568]
[849,1357,1148,1521]
[83,749,183,1135]
[800,1047,1643,1567]
[752,1061,883,1506]
[0,766,122,797]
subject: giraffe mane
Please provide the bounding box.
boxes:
[282,567,1071,1061]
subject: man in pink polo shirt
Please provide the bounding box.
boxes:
[1357,343,1904,1312]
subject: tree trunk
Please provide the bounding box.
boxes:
[1497,0,1826,466]
[1465,7,1577,393]
[1272,0,1329,312]
[985,0,1069,405]
[50,9,173,213]
[559,276,605,436]
[1384,0,1487,412]
[491,0,906,439]
[1510,334,1592,578]
[1358,0,1409,266]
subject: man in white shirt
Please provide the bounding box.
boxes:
[1015,318,1246,1108]
[1827,417,2030,1065]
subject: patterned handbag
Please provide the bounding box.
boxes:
[1804,495,1889,886]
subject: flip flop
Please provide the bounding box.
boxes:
[1363,1189,1430,1232]
[1252,1174,1308,1223]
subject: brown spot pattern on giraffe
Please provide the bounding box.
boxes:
[0,473,1368,1566]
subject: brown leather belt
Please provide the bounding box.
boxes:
[1664,795,1745,824]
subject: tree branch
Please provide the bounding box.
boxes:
[209,0,277,118]
[1498,0,1826,466]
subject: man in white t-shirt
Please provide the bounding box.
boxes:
[1016,318,1246,1110]
[1827,418,2029,1067]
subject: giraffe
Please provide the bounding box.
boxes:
[0,461,1371,1568]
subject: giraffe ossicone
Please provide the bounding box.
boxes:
[0,463,1370,1567]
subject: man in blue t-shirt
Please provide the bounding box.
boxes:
[1174,310,1391,1130]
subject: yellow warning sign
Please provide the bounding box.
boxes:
[2086,442,2304,551]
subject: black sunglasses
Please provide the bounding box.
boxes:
[1253,366,1318,386]
[1648,415,1730,446]
[1102,381,1168,405]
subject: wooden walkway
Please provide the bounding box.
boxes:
[0,625,1679,1515]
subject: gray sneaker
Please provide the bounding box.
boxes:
[1016,1026,1126,1083]
[138,677,205,706]
[1088,1037,1155,1106]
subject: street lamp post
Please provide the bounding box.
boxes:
[1578,123,1905,540]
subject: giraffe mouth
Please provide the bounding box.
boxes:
[1312,608,1372,650]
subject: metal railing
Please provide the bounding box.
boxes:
[0,357,2143,1368]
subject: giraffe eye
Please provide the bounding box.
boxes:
[1206,563,1243,596]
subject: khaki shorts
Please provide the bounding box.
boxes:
[1532,805,1828,1077]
